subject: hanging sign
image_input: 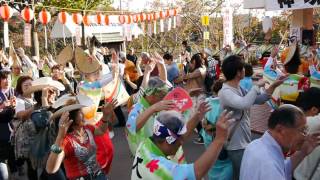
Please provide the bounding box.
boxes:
[201,15,209,26]
[266,0,320,11]
[204,31,210,40]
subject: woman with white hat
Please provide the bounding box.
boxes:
[46,95,116,180]
[13,76,65,179]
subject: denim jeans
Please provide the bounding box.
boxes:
[227,149,244,180]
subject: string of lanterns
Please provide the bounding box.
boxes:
[0,3,179,26]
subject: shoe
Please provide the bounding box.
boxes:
[193,137,204,145]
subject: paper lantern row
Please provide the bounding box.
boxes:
[0,4,178,26]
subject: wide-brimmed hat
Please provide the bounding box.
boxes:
[75,47,101,74]
[51,94,94,120]
[56,46,73,65]
[283,42,297,65]
[24,77,65,95]
[9,41,22,67]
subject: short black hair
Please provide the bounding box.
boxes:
[212,79,224,94]
[296,87,320,112]
[284,47,301,74]
[221,55,244,81]
[163,53,173,61]
[268,104,304,129]
[244,63,253,77]
[0,70,10,80]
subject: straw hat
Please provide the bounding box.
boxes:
[283,42,297,65]
[75,47,101,74]
[51,94,94,120]
[56,46,74,65]
[24,77,65,95]
[9,42,22,67]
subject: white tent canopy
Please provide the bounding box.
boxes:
[50,15,144,43]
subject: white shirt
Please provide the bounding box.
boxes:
[240,131,292,180]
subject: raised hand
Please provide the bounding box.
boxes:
[58,112,73,138]
[301,132,320,156]
[215,110,235,143]
[196,101,211,119]
[150,100,176,113]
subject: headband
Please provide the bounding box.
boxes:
[153,119,187,144]
[144,85,169,96]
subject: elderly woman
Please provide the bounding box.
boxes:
[131,110,234,179]
[46,95,115,180]
[14,76,64,179]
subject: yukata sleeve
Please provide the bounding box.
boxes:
[98,73,114,87]
[126,103,142,135]
[155,156,196,180]
[309,65,320,79]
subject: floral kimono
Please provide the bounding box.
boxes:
[131,138,195,180]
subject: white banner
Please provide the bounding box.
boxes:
[222,6,233,46]
[76,26,81,46]
[24,23,32,47]
[266,0,320,11]
[4,22,9,48]
[160,19,164,32]
[168,18,172,31]
[173,16,177,29]
[148,23,152,36]
[153,21,157,35]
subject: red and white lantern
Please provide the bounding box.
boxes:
[165,9,170,18]
[104,15,110,25]
[83,14,91,26]
[21,7,34,23]
[159,11,165,19]
[132,14,139,23]
[173,9,178,16]
[153,12,159,21]
[146,13,153,22]
[140,13,146,22]
[126,15,132,24]
[0,4,13,21]
[95,13,104,25]
[72,13,83,25]
[58,11,69,24]
[119,15,125,24]
[39,9,51,25]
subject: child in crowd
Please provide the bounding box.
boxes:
[240,63,254,91]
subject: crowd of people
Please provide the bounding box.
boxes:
[0,36,320,180]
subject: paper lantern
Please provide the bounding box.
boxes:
[0,4,13,21]
[21,6,34,23]
[58,11,69,24]
[146,13,153,22]
[126,15,132,24]
[159,11,165,19]
[95,13,103,25]
[39,9,51,25]
[104,15,110,25]
[72,13,83,25]
[153,12,158,21]
[173,9,177,16]
[140,13,146,22]
[83,14,91,26]
[132,14,139,23]
[165,9,170,17]
[119,15,125,24]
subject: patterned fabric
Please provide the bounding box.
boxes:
[14,97,37,159]
[131,138,195,180]
[126,97,153,155]
[63,126,101,179]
